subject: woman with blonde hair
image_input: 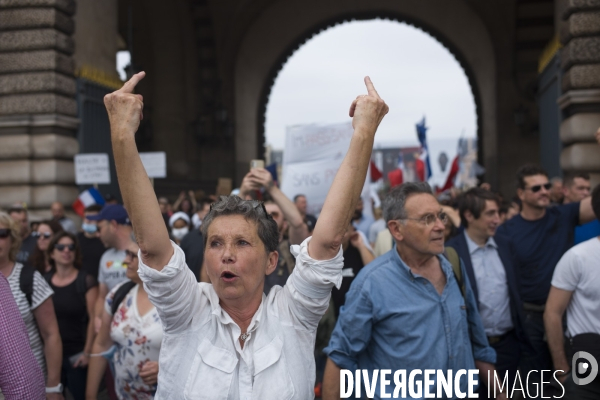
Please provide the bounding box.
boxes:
[0,212,64,398]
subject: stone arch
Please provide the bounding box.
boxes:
[234,0,497,185]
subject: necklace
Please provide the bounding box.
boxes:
[240,332,251,341]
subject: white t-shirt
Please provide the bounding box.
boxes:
[105,282,163,400]
[98,248,127,291]
[551,237,600,337]
[5,263,54,376]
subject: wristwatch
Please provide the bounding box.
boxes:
[46,383,63,393]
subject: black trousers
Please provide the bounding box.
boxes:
[478,330,521,399]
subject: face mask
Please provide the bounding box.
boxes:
[82,223,97,234]
[171,227,189,240]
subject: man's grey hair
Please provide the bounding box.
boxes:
[201,196,279,252]
[382,182,434,222]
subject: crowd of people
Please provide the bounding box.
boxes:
[1,71,599,400]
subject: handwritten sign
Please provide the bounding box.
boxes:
[139,152,167,178]
[281,122,372,215]
[74,154,111,184]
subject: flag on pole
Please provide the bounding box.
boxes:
[416,117,432,181]
[370,160,383,182]
[72,188,105,217]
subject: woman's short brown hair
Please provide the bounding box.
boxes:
[0,212,22,262]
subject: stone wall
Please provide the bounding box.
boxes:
[558,0,600,186]
[0,0,79,216]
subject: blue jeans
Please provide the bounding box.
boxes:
[61,358,88,400]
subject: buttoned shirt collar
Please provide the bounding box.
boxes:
[464,230,497,254]
[391,244,454,281]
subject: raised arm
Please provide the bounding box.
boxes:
[544,286,573,381]
[104,72,173,270]
[308,77,388,260]
[241,168,309,245]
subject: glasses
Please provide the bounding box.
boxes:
[400,212,449,227]
[55,243,75,252]
[525,183,552,193]
[125,250,138,259]
[33,232,52,239]
[0,229,11,238]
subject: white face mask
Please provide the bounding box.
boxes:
[171,227,189,240]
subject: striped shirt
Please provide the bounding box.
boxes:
[5,263,54,376]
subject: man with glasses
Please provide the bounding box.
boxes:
[497,164,598,391]
[447,188,529,398]
[323,182,504,399]
[86,204,133,332]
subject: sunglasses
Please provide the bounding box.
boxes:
[0,229,11,238]
[55,243,75,252]
[125,250,138,259]
[526,183,552,193]
[33,232,52,239]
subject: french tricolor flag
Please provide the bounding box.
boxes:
[72,188,105,217]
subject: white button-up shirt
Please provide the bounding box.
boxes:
[137,238,343,400]
[464,231,513,337]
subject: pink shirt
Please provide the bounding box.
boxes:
[0,273,45,399]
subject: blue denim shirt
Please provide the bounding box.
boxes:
[325,247,496,399]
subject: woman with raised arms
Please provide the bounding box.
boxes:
[103,71,388,400]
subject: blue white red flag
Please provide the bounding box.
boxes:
[416,117,432,180]
[72,188,105,216]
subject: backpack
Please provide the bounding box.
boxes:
[110,281,137,315]
[19,264,36,307]
[444,246,465,298]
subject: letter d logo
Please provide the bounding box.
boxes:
[572,351,598,386]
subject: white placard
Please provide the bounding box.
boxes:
[281,122,371,216]
[139,152,167,178]
[283,122,353,164]
[74,153,111,185]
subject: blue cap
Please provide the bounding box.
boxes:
[87,204,131,225]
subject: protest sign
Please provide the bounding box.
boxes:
[74,154,111,185]
[139,152,167,178]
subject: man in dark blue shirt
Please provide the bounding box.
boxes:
[496,164,597,390]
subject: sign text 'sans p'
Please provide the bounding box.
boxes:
[139,152,167,178]
[74,153,111,184]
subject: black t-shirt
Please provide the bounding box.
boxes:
[77,232,106,280]
[304,214,318,233]
[496,202,580,304]
[180,229,204,281]
[16,234,37,265]
[331,243,365,317]
[47,271,98,357]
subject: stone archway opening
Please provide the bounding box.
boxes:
[262,19,479,182]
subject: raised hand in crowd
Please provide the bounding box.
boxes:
[240,167,309,245]
[105,72,174,271]
[311,76,388,261]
